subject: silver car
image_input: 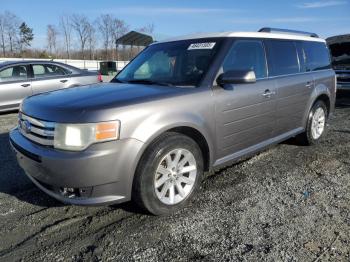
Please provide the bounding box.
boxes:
[0,60,101,112]
[10,28,336,215]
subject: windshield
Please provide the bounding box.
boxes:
[113,38,223,87]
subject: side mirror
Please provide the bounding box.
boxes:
[217,69,256,86]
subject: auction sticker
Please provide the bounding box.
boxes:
[188,42,216,50]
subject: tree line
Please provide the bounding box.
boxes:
[0,11,154,61]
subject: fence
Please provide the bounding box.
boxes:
[0,58,129,71]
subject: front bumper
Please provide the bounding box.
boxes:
[9,128,144,205]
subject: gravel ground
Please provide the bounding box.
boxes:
[0,94,349,262]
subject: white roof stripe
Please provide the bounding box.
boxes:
[159,31,326,43]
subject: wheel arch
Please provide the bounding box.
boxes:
[303,83,333,127]
[314,94,331,115]
[136,124,213,173]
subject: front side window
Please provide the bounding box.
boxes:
[222,40,267,79]
[265,40,300,76]
[0,65,28,83]
[115,38,223,87]
[303,42,331,71]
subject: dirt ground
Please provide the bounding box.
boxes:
[0,93,349,262]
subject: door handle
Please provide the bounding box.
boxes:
[60,79,68,83]
[262,89,275,98]
[21,84,30,87]
[305,82,313,88]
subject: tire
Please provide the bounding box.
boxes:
[297,100,328,145]
[132,132,204,215]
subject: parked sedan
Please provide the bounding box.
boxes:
[0,60,102,112]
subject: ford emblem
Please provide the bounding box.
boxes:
[22,120,31,134]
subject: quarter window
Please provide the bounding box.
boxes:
[302,42,331,71]
[222,40,267,79]
[0,65,28,83]
[265,40,300,76]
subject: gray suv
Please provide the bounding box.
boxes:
[10,28,336,215]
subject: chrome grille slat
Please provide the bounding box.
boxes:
[19,128,54,146]
[20,113,55,129]
[29,125,55,137]
[18,113,55,147]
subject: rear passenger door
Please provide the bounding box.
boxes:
[30,63,71,95]
[0,64,32,110]
[213,39,277,160]
[264,40,313,136]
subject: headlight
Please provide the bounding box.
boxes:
[54,121,120,151]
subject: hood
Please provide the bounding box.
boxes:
[21,83,186,122]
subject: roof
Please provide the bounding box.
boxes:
[0,60,82,72]
[158,31,326,44]
[0,60,59,66]
[116,31,154,46]
[326,34,350,45]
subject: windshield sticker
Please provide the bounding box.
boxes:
[188,42,216,50]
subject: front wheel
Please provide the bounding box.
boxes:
[132,132,203,215]
[297,100,328,145]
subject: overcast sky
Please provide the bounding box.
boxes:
[1,0,349,48]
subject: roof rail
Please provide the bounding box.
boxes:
[258,27,319,38]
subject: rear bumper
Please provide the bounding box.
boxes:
[9,128,144,205]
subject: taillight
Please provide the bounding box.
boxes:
[98,72,103,82]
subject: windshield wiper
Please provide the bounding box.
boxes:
[126,79,174,87]
[110,78,126,83]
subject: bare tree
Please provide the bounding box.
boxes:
[59,14,72,59]
[111,18,128,60]
[139,23,155,35]
[0,14,6,57]
[4,11,21,56]
[46,24,58,56]
[71,14,90,59]
[97,14,113,59]
[86,23,96,60]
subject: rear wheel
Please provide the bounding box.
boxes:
[297,100,328,145]
[132,132,203,215]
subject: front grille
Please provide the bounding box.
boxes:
[18,112,55,147]
[336,71,350,83]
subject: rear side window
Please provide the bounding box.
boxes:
[0,65,28,83]
[265,40,299,77]
[222,40,267,79]
[32,64,70,78]
[302,42,331,71]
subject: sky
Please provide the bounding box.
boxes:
[1,0,349,48]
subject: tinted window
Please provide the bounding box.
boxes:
[45,64,70,75]
[223,40,267,79]
[0,65,28,83]
[302,42,331,71]
[115,38,223,87]
[33,64,69,78]
[265,40,299,76]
